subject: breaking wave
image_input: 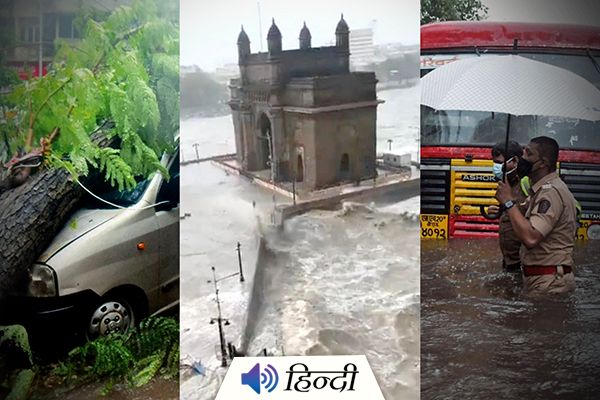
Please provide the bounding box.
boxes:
[239,199,420,398]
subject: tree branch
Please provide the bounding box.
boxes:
[25,21,146,150]
[46,104,75,145]
[92,23,146,74]
[25,97,34,150]
[26,77,73,150]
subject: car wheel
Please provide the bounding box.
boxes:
[86,297,135,340]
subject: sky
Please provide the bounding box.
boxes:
[485,0,600,25]
[180,0,600,70]
[180,0,419,70]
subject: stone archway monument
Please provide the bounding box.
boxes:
[228,16,381,190]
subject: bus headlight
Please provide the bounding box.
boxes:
[27,264,57,297]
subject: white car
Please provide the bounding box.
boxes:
[7,149,179,346]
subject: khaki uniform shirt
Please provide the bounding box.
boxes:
[498,181,528,265]
[520,172,577,266]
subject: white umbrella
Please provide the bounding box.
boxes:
[421,54,600,218]
[421,54,600,121]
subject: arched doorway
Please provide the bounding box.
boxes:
[340,153,350,179]
[258,113,272,170]
[295,154,304,182]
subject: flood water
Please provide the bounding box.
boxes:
[180,86,421,399]
[421,238,600,400]
[180,164,420,399]
[244,201,421,399]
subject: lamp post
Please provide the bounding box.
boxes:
[416,137,420,163]
[38,0,43,78]
[236,242,245,282]
[208,266,238,367]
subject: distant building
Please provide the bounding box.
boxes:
[382,152,411,168]
[229,16,380,190]
[0,0,130,79]
[180,65,198,75]
[213,63,239,84]
[349,28,375,68]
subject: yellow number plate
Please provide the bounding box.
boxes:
[420,214,449,240]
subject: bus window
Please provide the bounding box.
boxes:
[520,53,600,89]
[421,53,600,151]
[422,107,533,146]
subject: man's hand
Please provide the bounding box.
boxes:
[495,180,513,204]
[487,205,500,214]
[496,179,544,248]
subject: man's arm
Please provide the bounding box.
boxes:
[495,180,543,248]
[504,206,543,248]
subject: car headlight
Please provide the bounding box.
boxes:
[27,264,57,297]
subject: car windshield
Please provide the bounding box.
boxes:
[421,53,600,151]
[81,177,151,209]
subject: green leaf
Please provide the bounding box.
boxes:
[2,0,179,185]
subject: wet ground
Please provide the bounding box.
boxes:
[30,376,179,400]
[421,238,600,400]
[26,308,180,400]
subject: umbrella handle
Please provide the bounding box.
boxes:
[480,204,503,220]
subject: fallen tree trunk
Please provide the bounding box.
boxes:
[0,131,113,301]
[0,168,83,300]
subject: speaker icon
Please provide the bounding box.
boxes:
[241,363,279,394]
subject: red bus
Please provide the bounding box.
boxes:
[420,21,600,240]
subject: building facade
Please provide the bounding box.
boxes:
[0,0,130,79]
[229,16,380,190]
[349,27,375,68]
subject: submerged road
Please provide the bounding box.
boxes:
[422,238,600,400]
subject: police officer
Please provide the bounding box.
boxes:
[487,140,527,271]
[495,136,577,295]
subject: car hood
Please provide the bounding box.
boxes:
[38,208,122,263]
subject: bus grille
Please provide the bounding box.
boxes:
[450,160,499,238]
[420,158,450,215]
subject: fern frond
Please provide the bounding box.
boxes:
[5,0,178,186]
[96,147,136,190]
[130,351,165,387]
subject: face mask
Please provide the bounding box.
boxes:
[493,157,517,181]
[505,157,517,177]
[517,157,539,177]
[493,163,504,181]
